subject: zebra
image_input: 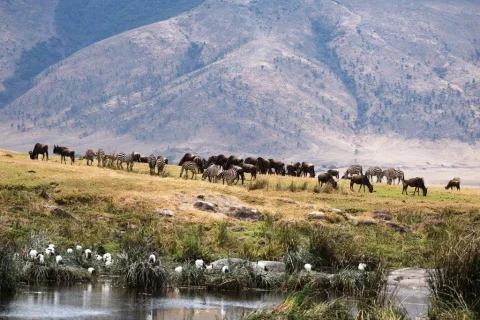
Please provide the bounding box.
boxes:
[383,168,404,185]
[146,154,157,175]
[342,164,362,178]
[202,164,222,183]
[215,168,238,185]
[84,149,96,166]
[179,161,199,179]
[156,156,167,175]
[366,166,383,183]
[116,152,135,171]
[96,149,105,167]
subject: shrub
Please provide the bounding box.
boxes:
[248,178,269,191]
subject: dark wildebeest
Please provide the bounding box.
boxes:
[300,162,315,178]
[317,173,337,188]
[286,163,297,176]
[29,143,48,160]
[232,165,245,185]
[224,155,243,169]
[445,178,461,191]
[178,153,195,166]
[132,152,142,163]
[327,169,339,179]
[269,159,286,175]
[402,177,427,196]
[349,175,374,193]
[244,157,258,167]
[178,153,203,172]
[240,163,257,180]
[257,157,271,175]
[206,154,228,167]
[53,145,75,165]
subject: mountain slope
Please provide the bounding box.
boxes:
[1,0,479,167]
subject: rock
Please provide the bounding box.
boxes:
[193,200,217,212]
[155,209,174,217]
[227,206,263,221]
[327,208,349,220]
[210,258,249,269]
[40,204,74,219]
[197,195,205,200]
[385,222,411,233]
[256,261,286,272]
[307,211,326,219]
[349,218,377,226]
[373,210,392,221]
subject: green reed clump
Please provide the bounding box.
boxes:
[0,249,20,295]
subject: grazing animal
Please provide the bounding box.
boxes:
[83,149,96,166]
[269,159,286,175]
[445,178,461,191]
[349,175,374,193]
[300,162,315,178]
[115,152,135,171]
[53,145,75,164]
[304,264,312,272]
[156,156,167,175]
[224,155,243,170]
[202,164,222,182]
[146,154,157,175]
[179,161,199,179]
[365,166,383,183]
[215,168,238,185]
[317,173,337,188]
[29,143,49,160]
[342,164,362,178]
[327,169,339,179]
[232,165,245,185]
[402,177,427,196]
[244,157,258,167]
[240,163,257,180]
[96,149,105,167]
[257,157,271,175]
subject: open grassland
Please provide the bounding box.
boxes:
[1,149,480,269]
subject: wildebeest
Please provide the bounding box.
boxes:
[224,155,243,169]
[179,153,203,172]
[327,169,339,179]
[317,173,337,188]
[207,154,228,167]
[53,145,75,165]
[349,175,374,193]
[29,143,48,160]
[244,157,258,167]
[300,162,315,178]
[269,159,286,175]
[232,165,245,185]
[402,177,427,196]
[240,163,257,180]
[445,177,461,191]
[257,157,271,175]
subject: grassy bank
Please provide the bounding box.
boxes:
[1,149,480,316]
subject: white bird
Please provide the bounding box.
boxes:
[148,254,156,264]
[45,247,54,256]
[56,255,64,265]
[103,253,112,261]
[76,245,82,251]
[105,259,113,268]
[66,248,73,254]
[85,249,92,259]
[29,250,38,259]
[37,254,45,264]
[174,266,183,273]
[206,265,213,271]
[358,263,367,271]
[96,254,103,261]
[87,267,95,275]
[304,264,312,272]
[195,259,205,269]
[222,266,229,273]
[48,244,55,249]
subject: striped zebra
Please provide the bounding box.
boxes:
[366,166,383,183]
[84,149,96,166]
[215,168,238,185]
[96,149,105,167]
[179,161,199,179]
[383,168,404,185]
[342,164,363,178]
[146,154,157,175]
[116,152,135,171]
[156,156,166,175]
[202,165,222,183]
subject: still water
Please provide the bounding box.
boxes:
[0,280,284,319]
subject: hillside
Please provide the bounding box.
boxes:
[0,0,479,168]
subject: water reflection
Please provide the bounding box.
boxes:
[0,281,283,319]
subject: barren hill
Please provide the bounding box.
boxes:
[0,0,479,169]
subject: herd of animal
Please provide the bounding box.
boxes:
[27,143,463,197]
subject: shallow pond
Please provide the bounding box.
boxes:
[0,280,284,319]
